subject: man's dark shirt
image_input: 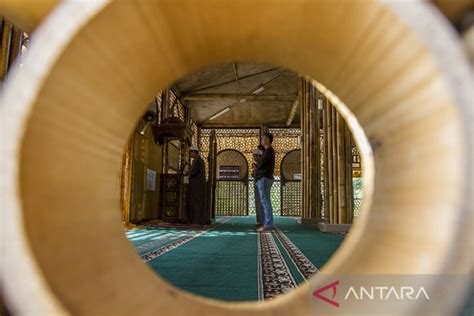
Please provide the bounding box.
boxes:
[255,146,275,181]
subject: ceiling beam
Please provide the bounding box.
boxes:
[184,66,280,93]
[182,94,297,101]
[200,69,289,123]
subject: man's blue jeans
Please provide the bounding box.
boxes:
[254,181,263,225]
[256,177,274,228]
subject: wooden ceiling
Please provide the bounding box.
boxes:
[172,62,300,128]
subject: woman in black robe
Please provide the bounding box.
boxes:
[188,146,207,226]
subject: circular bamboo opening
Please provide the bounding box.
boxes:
[1,1,472,315]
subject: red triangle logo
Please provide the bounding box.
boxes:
[312,280,340,307]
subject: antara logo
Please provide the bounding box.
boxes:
[312,280,340,307]
[344,286,430,300]
[312,280,430,308]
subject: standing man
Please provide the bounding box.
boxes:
[255,133,275,232]
[252,144,265,228]
[188,145,207,226]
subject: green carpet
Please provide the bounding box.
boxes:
[272,217,344,268]
[126,216,344,301]
[126,227,199,254]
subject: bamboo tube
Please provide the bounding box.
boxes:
[305,80,311,219]
[297,77,306,219]
[301,78,308,219]
[1,1,472,315]
[309,82,315,218]
[308,83,314,218]
[326,99,334,224]
[301,80,305,218]
[212,131,217,217]
[208,129,217,219]
[303,80,311,218]
[337,113,347,224]
[345,126,354,224]
[299,79,304,216]
[322,96,330,222]
[313,88,322,220]
[331,104,339,223]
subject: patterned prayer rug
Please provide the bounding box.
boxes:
[126,216,344,301]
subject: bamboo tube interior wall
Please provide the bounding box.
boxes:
[1,1,472,315]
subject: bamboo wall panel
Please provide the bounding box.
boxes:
[281,149,302,216]
[268,127,300,175]
[129,127,162,222]
[215,181,247,216]
[1,1,472,315]
[200,128,260,177]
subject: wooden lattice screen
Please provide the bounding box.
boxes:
[200,128,302,216]
[215,149,248,216]
[281,149,302,216]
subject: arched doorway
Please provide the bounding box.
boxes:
[280,149,302,216]
[215,149,249,216]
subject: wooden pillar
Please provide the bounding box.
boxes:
[316,89,322,221]
[300,78,306,218]
[322,96,330,222]
[336,113,346,224]
[308,84,315,219]
[161,90,170,173]
[305,79,311,220]
[301,79,322,223]
[301,77,309,220]
[331,104,339,223]
[319,98,355,225]
[207,129,217,220]
[325,99,334,223]
[345,127,354,223]
[309,85,321,220]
